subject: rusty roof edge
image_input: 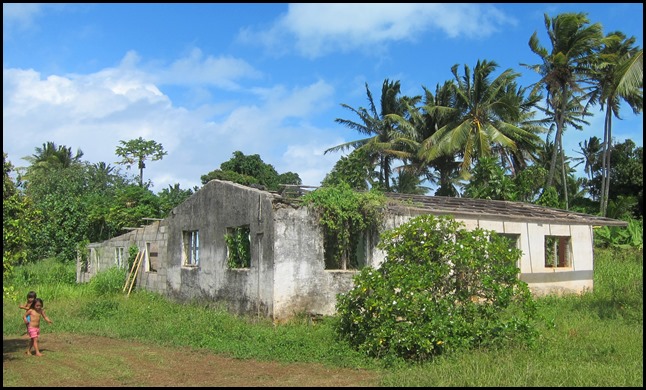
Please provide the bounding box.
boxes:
[384,193,629,227]
[386,204,628,227]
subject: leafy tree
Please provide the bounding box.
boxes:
[23,141,84,173]
[321,148,375,190]
[572,136,603,200]
[115,137,167,187]
[277,172,302,187]
[607,140,643,218]
[390,168,429,195]
[536,186,560,208]
[522,12,603,191]
[335,214,537,361]
[158,183,194,217]
[514,165,548,203]
[24,162,89,263]
[463,156,517,200]
[83,162,131,242]
[3,153,36,299]
[201,151,300,191]
[201,169,259,187]
[415,83,463,196]
[107,185,161,234]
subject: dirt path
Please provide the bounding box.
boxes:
[3,333,380,387]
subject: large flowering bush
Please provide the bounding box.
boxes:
[335,214,537,361]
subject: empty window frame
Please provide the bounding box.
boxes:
[114,247,125,268]
[323,228,371,270]
[183,230,199,266]
[544,236,572,268]
[146,242,159,272]
[225,225,251,268]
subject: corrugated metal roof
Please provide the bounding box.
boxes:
[383,192,628,227]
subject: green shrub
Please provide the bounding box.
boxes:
[89,266,127,296]
[9,257,76,287]
[335,214,538,361]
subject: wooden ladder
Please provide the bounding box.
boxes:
[123,250,145,296]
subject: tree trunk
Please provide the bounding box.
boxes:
[601,107,613,217]
[546,90,568,190]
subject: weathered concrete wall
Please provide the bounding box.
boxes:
[163,180,276,318]
[271,206,357,319]
[520,223,594,295]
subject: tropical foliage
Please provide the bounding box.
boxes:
[335,214,537,361]
[302,183,386,270]
[201,150,301,191]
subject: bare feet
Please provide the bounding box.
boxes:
[25,351,31,356]
[35,352,43,357]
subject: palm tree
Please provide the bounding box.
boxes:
[21,142,84,188]
[422,60,538,179]
[325,79,419,191]
[587,32,643,216]
[522,12,603,192]
[572,136,602,181]
[490,81,547,177]
[386,81,463,196]
[23,141,84,171]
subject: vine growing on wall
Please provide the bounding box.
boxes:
[301,183,386,269]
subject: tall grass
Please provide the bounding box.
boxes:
[3,248,643,386]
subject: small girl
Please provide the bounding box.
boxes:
[23,298,53,356]
[18,291,37,337]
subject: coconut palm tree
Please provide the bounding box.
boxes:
[386,81,463,196]
[23,141,84,171]
[587,31,643,216]
[326,79,419,191]
[422,60,538,180]
[522,12,603,192]
[490,81,547,177]
[573,136,603,181]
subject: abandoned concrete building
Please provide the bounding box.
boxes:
[76,179,628,321]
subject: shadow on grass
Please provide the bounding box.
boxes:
[3,337,26,362]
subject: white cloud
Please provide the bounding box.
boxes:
[155,48,263,90]
[3,3,44,38]
[3,53,341,192]
[239,3,516,58]
[281,138,347,186]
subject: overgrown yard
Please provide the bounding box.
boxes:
[3,248,643,387]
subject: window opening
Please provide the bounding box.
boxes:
[146,242,159,272]
[225,225,251,268]
[183,230,199,266]
[115,247,125,268]
[323,228,371,270]
[499,233,520,249]
[544,236,571,268]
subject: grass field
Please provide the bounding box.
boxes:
[3,248,642,386]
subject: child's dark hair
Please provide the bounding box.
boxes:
[30,298,44,309]
[27,291,37,299]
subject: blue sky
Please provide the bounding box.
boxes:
[3,3,643,193]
